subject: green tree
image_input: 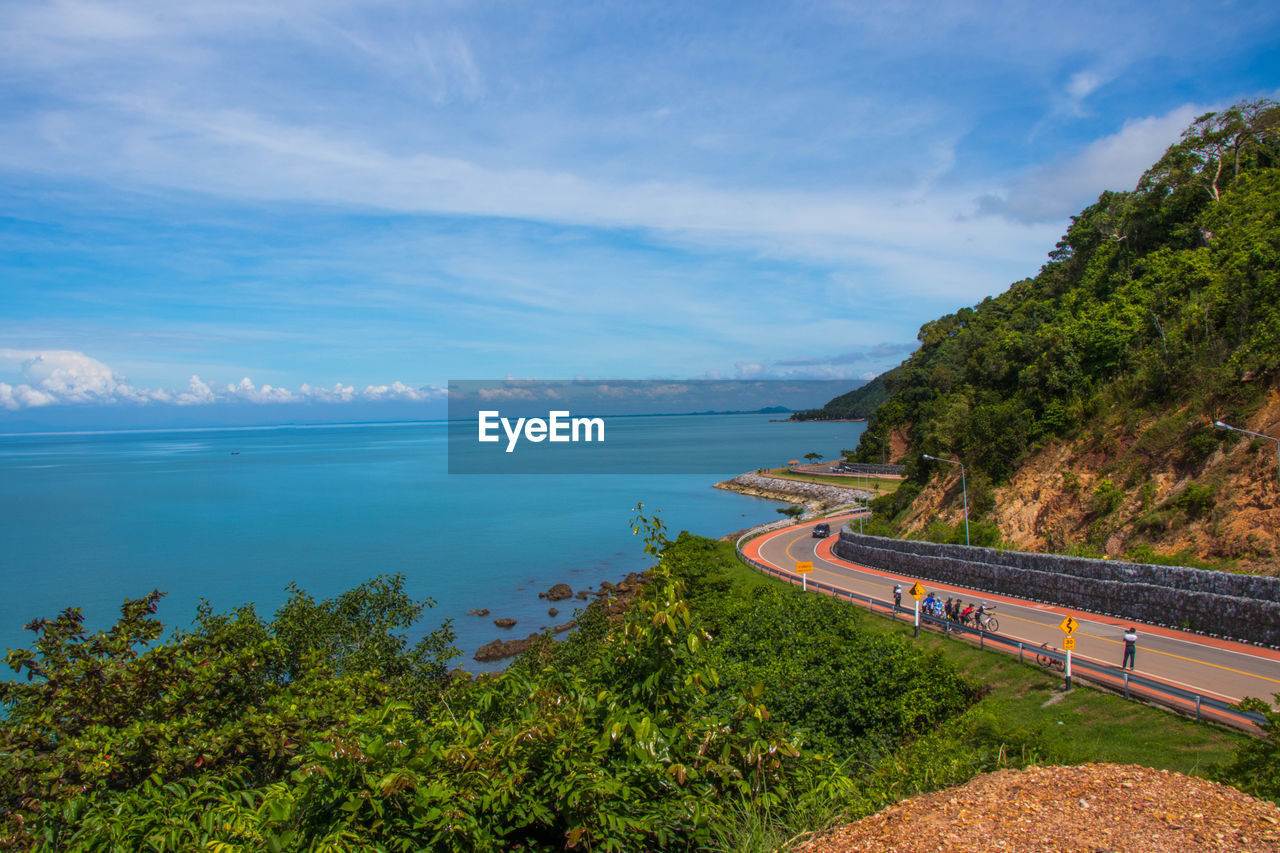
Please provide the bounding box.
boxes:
[777,505,805,523]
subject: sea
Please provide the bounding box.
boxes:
[0,414,865,670]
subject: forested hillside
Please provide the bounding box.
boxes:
[850,99,1280,571]
[789,373,892,421]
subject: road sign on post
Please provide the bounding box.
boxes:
[909,583,925,637]
[796,561,813,591]
[1059,616,1078,688]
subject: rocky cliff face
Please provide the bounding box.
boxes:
[899,388,1280,575]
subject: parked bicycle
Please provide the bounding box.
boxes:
[1035,642,1065,672]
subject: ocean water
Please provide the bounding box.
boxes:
[0,415,864,668]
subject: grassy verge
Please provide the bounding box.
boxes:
[765,467,903,495]
[718,540,1247,775]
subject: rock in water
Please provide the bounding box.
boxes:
[544,583,573,601]
[493,617,517,628]
[473,633,540,662]
[547,607,559,617]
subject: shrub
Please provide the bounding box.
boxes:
[1171,482,1215,517]
[1090,478,1124,515]
[1214,693,1280,805]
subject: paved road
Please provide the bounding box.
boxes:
[746,516,1280,711]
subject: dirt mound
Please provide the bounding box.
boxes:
[795,764,1280,853]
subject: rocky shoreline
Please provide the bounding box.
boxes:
[713,471,871,510]
[468,471,867,666]
[470,572,648,663]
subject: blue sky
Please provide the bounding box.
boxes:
[1,0,1278,426]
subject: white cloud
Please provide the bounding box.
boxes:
[225,377,298,404]
[299,382,356,403]
[978,102,1210,223]
[0,349,442,410]
[175,375,216,405]
[362,381,438,401]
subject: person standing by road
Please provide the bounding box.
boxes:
[1122,627,1138,670]
[893,584,902,611]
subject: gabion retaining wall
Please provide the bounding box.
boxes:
[834,532,1280,647]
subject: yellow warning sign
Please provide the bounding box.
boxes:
[795,561,814,575]
[1059,616,1079,635]
[908,582,926,601]
[1062,636,1077,651]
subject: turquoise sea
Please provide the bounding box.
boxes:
[0,414,865,668]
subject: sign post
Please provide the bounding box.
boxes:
[1059,616,1079,689]
[796,561,813,592]
[908,582,926,638]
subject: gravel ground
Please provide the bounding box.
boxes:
[794,764,1280,853]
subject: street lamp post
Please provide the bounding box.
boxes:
[1214,420,1280,487]
[923,454,969,547]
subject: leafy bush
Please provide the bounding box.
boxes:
[1090,478,1125,515]
[1214,693,1280,805]
[0,576,456,849]
[1181,426,1221,469]
[1170,482,1215,517]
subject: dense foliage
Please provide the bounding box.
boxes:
[0,576,458,849]
[1,519,990,852]
[849,100,1280,498]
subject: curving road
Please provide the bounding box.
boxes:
[744,515,1280,715]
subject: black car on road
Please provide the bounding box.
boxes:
[811,522,831,538]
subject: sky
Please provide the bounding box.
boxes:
[1,0,1278,428]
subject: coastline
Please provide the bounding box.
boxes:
[778,417,868,423]
[713,471,872,511]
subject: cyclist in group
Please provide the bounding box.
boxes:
[893,584,902,610]
[960,602,975,626]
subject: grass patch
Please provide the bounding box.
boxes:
[765,467,903,496]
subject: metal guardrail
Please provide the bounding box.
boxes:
[734,530,1268,732]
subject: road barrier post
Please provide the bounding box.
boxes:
[1124,672,1130,700]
